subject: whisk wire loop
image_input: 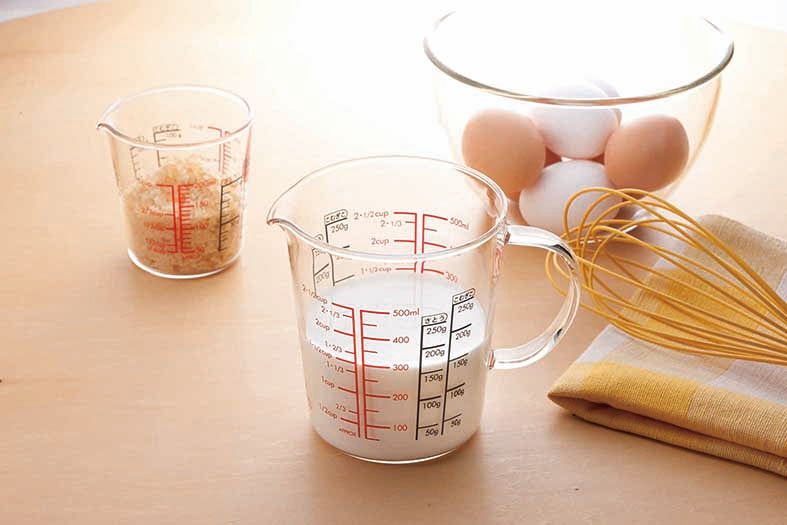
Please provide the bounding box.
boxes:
[545,188,787,366]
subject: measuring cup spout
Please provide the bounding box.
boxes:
[266,185,303,237]
[95,120,123,140]
[96,99,123,138]
[266,214,300,238]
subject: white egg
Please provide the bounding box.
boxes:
[585,77,622,122]
[586,76,619,97]
[530,82,619,159]
[518,160,621,235]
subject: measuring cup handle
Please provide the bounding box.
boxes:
[491,225,581,370]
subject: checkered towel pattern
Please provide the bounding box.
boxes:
[549,216,787,476]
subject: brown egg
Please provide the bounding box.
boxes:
[545,148,562,167]
[605,115,689,192]
[462,109,546,197]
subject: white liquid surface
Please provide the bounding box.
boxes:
[301,273,490,462]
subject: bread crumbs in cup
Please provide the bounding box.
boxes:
[121,158,245,277]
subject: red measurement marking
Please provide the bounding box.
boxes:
[362,323,377,327]
[420,213,450,275]
[394,212,418,256]
[366,393,391,399]
[177,184,195,253]
[366,408,380,413]
[337,387,356,394]
[340,417,358,425]
[208,126,229,175]
[367,424,391,430]
[335,357,355,365]
[366,437,381,442]
[364,364,391,369]
[348,409,358,415]
[364,378,379,383]
[421,214,448,254]
[424,213,448,221]
[155,184,178,253]
[331,302,351,308]
[363,350,378,354]
[359,309,392,440]
[393,212,451,274]
[223,141,232,174]
[129,147,143,182]
[332,302,361,438]
[393,211,417,222]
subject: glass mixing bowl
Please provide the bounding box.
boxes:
[424,8,734,234]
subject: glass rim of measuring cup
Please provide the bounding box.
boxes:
[95,84,255,151]
[423,11,734,107]
[266,155,509,264]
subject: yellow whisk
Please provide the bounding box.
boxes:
[546,188,787,366]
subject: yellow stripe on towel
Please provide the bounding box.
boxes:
[549,216,787,476]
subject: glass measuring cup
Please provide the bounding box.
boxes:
[97,85,254,278]
[267,156,581,463]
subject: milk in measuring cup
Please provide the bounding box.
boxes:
[301,273,490,462]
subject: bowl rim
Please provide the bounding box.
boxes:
[423,12,735,106]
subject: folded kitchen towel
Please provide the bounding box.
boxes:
[548,215,787,476]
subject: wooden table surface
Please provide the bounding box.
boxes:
[1,1,785,523]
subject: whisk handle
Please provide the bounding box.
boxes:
[491,226,581,370]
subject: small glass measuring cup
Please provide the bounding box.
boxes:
[97,85,254,278]
[268,156,581,463]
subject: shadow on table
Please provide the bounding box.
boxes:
[302,430,492,521]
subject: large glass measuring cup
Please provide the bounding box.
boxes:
[97,86,253,278]
[268,156,580,463]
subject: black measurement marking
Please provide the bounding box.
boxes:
[207,126,230,175]
[446,382,465,392]
[444,413,462,422]
[324,217,346,227]
[312,248,323,291]
[420,395,442,402]
[322,210,353,286]
[452,290,475,305]
[415,309,453,440]
[129,146,143,182]
[440,305,454,435]
[449,352,469,362]
[323,219,334,285]
[218,175,243,251]
[441,289,474,435]
[152,126,181,168]
[415,322,426,440]
[419,368,442,375]
[421,313,448,326]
